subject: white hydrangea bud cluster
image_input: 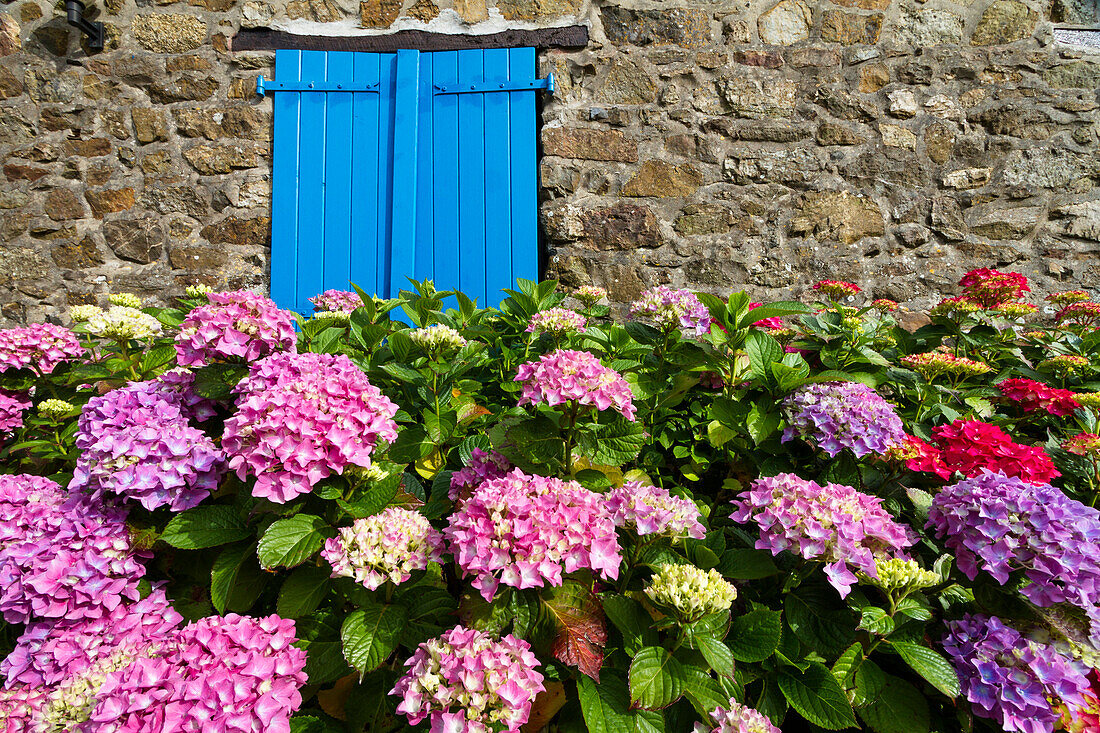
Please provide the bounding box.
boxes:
[185,284,213,298]
[860,557,939,595]
[38,399,76,421]
[408,325,467,356]
[107,293,144,309]
[84,307,163,341]
[646,564,737,622]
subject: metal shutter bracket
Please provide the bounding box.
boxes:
[255,77,380,96]
[434,75,554,95]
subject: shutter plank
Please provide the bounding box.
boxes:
[270,49,302,310]
[482,48,513,306]
[296,51,328,312]
[431,51,461,298]
[508,47,539,289]
[457,49,487,307]
[322,51,354,299]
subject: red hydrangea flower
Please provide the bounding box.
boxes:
[887,435,952,480]
[959,268,1030,308]
[1056,301,1100,329]
[996,378,1081,417]
[931,419,1060,485]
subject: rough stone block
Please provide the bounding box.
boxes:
[86,188,136,218]
[601,6,712,49]
[104,220,165,263]
[578,203,661,250]
[758,0,812,46]
[45,189,84,221]
[821,10,883,46]
[621,161,702,198]
[132,14,207,53]
[971,1,1037,46]
[542,127,638,162]
[791,191,884,244]
[965,205,1041,240]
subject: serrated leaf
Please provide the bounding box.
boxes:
[296,611,350,685]
[141,344,177,373]
[858,607,895,636]
[577,672,634,733]
[696,635,735,678]
[160,505,249,550]
[727,607,782,663]
[341,603,407,674]
[745,331,784,381]
[458,434,492,464]
[745,401,781,445]
[890,641,960,699]
[211,542,266,615]
[543,581,607,681]
[602,594,657,657]
[587,417,646,467]
[507,414,564,468]
[894,596,933,622]
[785,585,855,656]
[778,662,857,730]
[681,666,729,718]
[857,674,930,733]
[337,473,402,519]
[717,549,780,580]
[629,647,685,710]
[257,514,332,570]
[277,565,332,619]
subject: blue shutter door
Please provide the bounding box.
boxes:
[268,47,540,312]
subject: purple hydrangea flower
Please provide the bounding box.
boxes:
[0,390,30,436]
[606,481,706,539]
[943,614,1091,733]
[928,471,1100,645]
[0,323,84,375]
[450,448,512,503]
[731,473,914,597]
[630,286,712,337]
[310,289,364,314]
[782,381,906,458]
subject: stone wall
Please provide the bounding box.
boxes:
[0,0,1098,324]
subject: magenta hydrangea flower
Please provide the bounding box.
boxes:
[391,625,545,733]
[943,614,1091,733]
[731,473,914,597]
[0,323,83,375]
[630,285,713,337]
[175,290,297,367]
[782,381,906,458]
[450,448,512,503]
[0,475,146,625]
[87,614,308,733]
[515,349,636,421]
[310,289,364,314]
[223,351,399,503]
[1,587,182,687]
[527,308,587,335]
[0,390,30,436]
[445,468,622,601]
[70,379,225,512]
[0,684,46,732]
[696,699,781,733]
[928,471,1100,645]
[322,508,445,590]
[606,481,705,539]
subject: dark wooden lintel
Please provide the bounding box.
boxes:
[231,25,588,53]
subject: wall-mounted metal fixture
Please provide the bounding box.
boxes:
[65,0,104,52]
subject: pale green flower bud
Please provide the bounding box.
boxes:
[860,557,939,595]
[186,284,214,298]
[38,399,76,420]
[85,306,162,341]
[409,325,467,356]
[646,564,737,622]
[68,305,101,323]
[108,292,144,308]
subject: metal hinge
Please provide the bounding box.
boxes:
[255,76,380,97]
[434,74,554,96]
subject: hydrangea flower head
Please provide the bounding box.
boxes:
[990,302,1037,318]
[37,398,76,421]
[930,296,982,317]
[928,471,1100,643]
[747,302,785,330]
[68,304,99,323]
[1048,290,1090,306]
[1065,433,1100,458]
[0,391,29,435]
[782,381,906,458]
[515,349,635,421]
[408,324,467,356]
[813,280,861,299]
[310,289,363,314]
[1056,302,1100,329]
[391,625,545,733]
[859,557,939,595]
[901,351,992,380]
[959,268,1030,308]
[885,434,951,479]
[871,299,898,312]
[322,508,444,589]
[630,286,712,336]
[223,351,399,503]
[185,283,213,298]
[996,378,1081,416]
[445,469,621,601]
[0,323,83,374]
[1076,392,1100,410]
[107,293,144,309]
[450,448,512,503]
[731,473,914,597]
[697,700,781,733]
[645,564,736,622]
[943,614,1091,733]
[175,290,297,367]
[1039,354,1091,377]
[606,481,705,539]
[85,306,163,341]
[527,308,587,335]
[931,419,1060,485]
[574,286,607,307]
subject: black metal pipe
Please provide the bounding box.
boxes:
[65,0,104,52]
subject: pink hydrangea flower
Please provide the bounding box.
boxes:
[1,588,182,687]
[515,349,635,421]
[527,308,587,335]
[391,625,545,733]
[223,352,399,503]
[70,378,225,512]
[310,289,364,314]
[606,481,705,539]
[450,448,512,503]
[748,302,785,330]
[696,700,781,733]
[0,323,83,375]
[0,475,146,625]
[0,684,46,733]
[731,473,914,597]
[630,286,712,336]
[0,391,30,436]
[322,508,445,590]
[87,614,308,733]
[445,468,622,601]
[175,290,297,367]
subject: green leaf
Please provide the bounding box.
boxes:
[388,426,433,463]
[629,647,685,710]
[858,607,895,636]
[745,331,784,381]
[717,549,780,580]
[853,658,886,708]
[211,542,266,614]
[458,434,492,464]
[739,300,812,328]
[159,505,250,550]
[337,472,402,519]
[380,362,423,384]
[425,409,458,443]
[577,672,634,733]
[296,611,350,685]
[587,417,646,467]
[857,674,930,733]
[681,666,729,718]
[696,635,735,678]
[257,514,332,570]
[778,662,857,730]
[894,596,933,622]
[341,603,407,674]
[602,594,657,657]
[785,586,855,656]
[727,607,782,663]
[890,641,960,699]
[277,565,332,619]
[141,344,177,373]
[507,413,563,469]
[745,400,780,445]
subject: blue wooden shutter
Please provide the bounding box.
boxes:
[266,47,542,313]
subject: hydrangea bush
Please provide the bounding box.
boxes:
[2,270,1100,733]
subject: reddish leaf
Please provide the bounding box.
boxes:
[543,581,608,681]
